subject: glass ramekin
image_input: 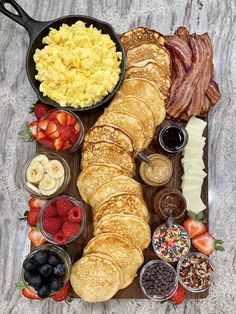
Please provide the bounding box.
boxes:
[21,152,71,199]
[152,223,191,263]
[21,243,72,297]
[139,259,178,301]
[37,195,86,245]
[39,108,85,152]
[158,125,188,153]
[177,252,215,293]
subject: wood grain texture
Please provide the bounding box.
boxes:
[0,0,236,313]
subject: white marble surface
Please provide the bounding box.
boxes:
[0,0,236,313]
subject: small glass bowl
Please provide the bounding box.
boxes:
[21,152,71,199]
[139,259,178,301]
[158,125,188,153]
[152,223,191,263]
[22,243,72,297]
[177,252,215,293]
[37,195,86,245]
[39,109,85,152]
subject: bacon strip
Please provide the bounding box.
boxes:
[165,35,192,69]
[206,80,221,105]
[167,35,206,118]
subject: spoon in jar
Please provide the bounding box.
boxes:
[136,152,152,166]
[166,208,173,230]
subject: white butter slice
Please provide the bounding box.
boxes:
[185,194,206,213]
[186,117,207,132]
[182,159,205,170]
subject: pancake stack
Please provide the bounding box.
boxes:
[70,27,171,302]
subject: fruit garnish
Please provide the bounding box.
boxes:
[28,228,47,247]
[29,198,47,210]
[51,283,72,303]
[20,208,40,227]
[168,284,185,305]
[16,276,43,300]
[192,232,224,255]
[188,210,207,223]
[29,102,50,120]
[67,206,83,223]
[18,121,38,141]
[183,217,206,239]
[53,230,67,244]
[62,221,80,238]
[56,198,74,216]
[42,217,61,235]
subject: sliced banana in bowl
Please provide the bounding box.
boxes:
[46,160,65,179]
[26,161,44,183]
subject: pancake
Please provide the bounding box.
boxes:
[94,214,151,250]
[77,164,130,204]
[125,62,171,98]
[120,27,165,53]
[93,193,150,227]
[70,253,122,302]
[107,96,155,148]
[126,43,171,75]
[116,78,166,126]
[95,110,146,151]
[81,142,135,177]
[83,233,144,289]
[84,125,134,154]
[90,175,143,210]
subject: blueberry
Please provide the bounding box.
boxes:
[48,253,62,266]
[38,285,51,298]
[23,270,31,282]
[39,264,53,277]
[23,257,37,270]
[50,276,64,291]
[33,251,48,265]
[28,274,43,290]
[53,263,65,276]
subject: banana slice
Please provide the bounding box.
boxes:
[57,176,65,188]
[31,154,49,170]
[46,160,65,179]
[39,174,57,192]
[26,161,44,183]
[26,181,41,195]
[39,178,61,196]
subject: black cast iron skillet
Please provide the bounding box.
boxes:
[0,0,126,111]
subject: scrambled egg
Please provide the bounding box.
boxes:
[33,21,122,108]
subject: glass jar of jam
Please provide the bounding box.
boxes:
[158,125,188,153]
[152,188,187,220]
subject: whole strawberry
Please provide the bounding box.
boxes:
[30,102,50,120]
[20,208,40,227]
[169,284,185,305]
[51,283,72,302]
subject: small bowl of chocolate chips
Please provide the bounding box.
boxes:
[139,260,178,301]
[177,252,215,293]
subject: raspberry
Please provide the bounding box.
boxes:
[42,217,61,235]
[42,205,57,219]
[53,230,67,245]
[62,221,81,238]
[56,198,74,216]
[67,206,83,223]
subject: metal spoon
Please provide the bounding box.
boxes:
[166,208,173,230]
[136,152,152,166]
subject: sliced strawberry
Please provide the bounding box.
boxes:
[22,287,42,300]
[45,121,57,136]
[66,113,73,125]
[51,283,71,302]
[183,218,206,239]
[48,111,59,121]
[169,284,185,305]
[28,121,38,139]
[38,119,50,131]
[48,130,60,140]
[69,132,78,144]
[28,228,47,247]
[39,138,55,150]
[54,137,63,151]
[29,198,47,209]
[70,116,77,126]
[59,126,73,142]
[74,123,80,132]
[57,112,67,126]
[35,130,46,141]
[63,141,72,150]
[192,232,215,255]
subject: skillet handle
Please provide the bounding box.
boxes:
[0,0,47,39]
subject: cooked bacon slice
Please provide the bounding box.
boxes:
[175,27,190,42]
[206,80,221,105]
[165,35,192,69]
[167,35,206,118]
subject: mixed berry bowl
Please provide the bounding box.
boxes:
[37,195,86,245]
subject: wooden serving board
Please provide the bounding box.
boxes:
[36,106,209,300]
